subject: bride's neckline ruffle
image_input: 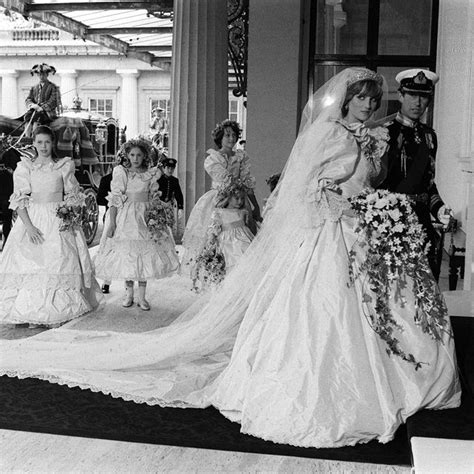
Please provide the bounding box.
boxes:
[335,119,389,160]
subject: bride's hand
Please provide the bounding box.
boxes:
[26,225,44,244]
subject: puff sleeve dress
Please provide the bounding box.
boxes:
[0,156,101,326]
[94,165,179,282]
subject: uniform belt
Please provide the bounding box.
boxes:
[30,191,63,203]
[126,192,148,202]
[407,193,429,204]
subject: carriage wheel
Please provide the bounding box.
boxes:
[82,188,99,246]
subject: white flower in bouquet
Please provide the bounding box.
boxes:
[348,188,451,370]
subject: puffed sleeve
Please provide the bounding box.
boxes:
[305,122,359,224]
[237,151,256,189]
[204,149,231,184]
[106,165,128,208]
[9,161,31,210]
[60,158,86,207]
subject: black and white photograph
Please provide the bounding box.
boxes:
[0,0,473,472]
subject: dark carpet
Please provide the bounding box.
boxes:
[0,375,411,466]
[406,315,474,443]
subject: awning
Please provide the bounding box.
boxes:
[0,1,173,69]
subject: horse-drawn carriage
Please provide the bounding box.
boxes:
[0,106,122,246]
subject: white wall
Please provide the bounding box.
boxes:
[435,0,474,225]
[246,0,304,205]
[0,54,171,138]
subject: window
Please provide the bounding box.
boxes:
[308,0,438,120]
[150,99,170,119]
[229,99,239,122]
[89,98,113,118]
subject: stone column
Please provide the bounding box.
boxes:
[1,70,20,117]
[170,0,228,218]
[436,0,474,290]
[58,69,78,111]
[117,69,140,138]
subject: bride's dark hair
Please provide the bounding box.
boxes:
[342,79,384,116]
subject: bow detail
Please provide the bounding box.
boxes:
[337,120,389,162]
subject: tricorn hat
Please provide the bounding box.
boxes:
[396,69,439,95]
[30,63,56,76]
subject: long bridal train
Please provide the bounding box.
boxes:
[0,68,461,449]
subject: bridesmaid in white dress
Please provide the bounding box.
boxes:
[94,138,179,311]
[0,69,461,449]
[0,125,101,327]
[181,120,261,274]
[193,182,254,291]
[210,185,254,273]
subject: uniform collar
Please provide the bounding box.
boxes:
[395,111,419,129]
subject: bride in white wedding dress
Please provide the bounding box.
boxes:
[0,68,460,449]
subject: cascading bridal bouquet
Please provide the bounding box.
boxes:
[348,188,451,369]
[145,197,175,242]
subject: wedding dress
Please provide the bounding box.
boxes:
[0,69,460,448]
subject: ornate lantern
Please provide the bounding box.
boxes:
[95,119,108,145]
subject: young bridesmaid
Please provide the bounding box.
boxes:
[181,119,261,274]
[94,138,179,310]
[0,125,101,328]
[208,182,254,273]
[192,180,254,291]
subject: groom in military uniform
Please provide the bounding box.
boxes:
[378,69,453,280]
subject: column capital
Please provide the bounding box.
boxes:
[57,69,78,77]
[0,70,19,78]
[116,69,140,78]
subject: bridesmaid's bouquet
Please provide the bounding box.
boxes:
[56,203,85,232]
[191,239,226,293]
[348,188,451,369]
[145,197,175,242]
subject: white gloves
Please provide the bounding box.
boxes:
[437,205,454,226]
[177,209,184,219]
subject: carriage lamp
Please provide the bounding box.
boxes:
[95,120,108,145]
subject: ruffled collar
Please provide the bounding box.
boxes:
[207,148,245,163]
[336,119,388,144]
[21,155,72,171]
[126,166,161,180]
[336,119,389,160]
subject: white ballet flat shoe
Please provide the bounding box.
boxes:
[122,286,134,308]
[137,299,150,311]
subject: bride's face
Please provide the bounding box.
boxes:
[345,93,378,123]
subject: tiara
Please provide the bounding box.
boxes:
[347,69,383,87]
